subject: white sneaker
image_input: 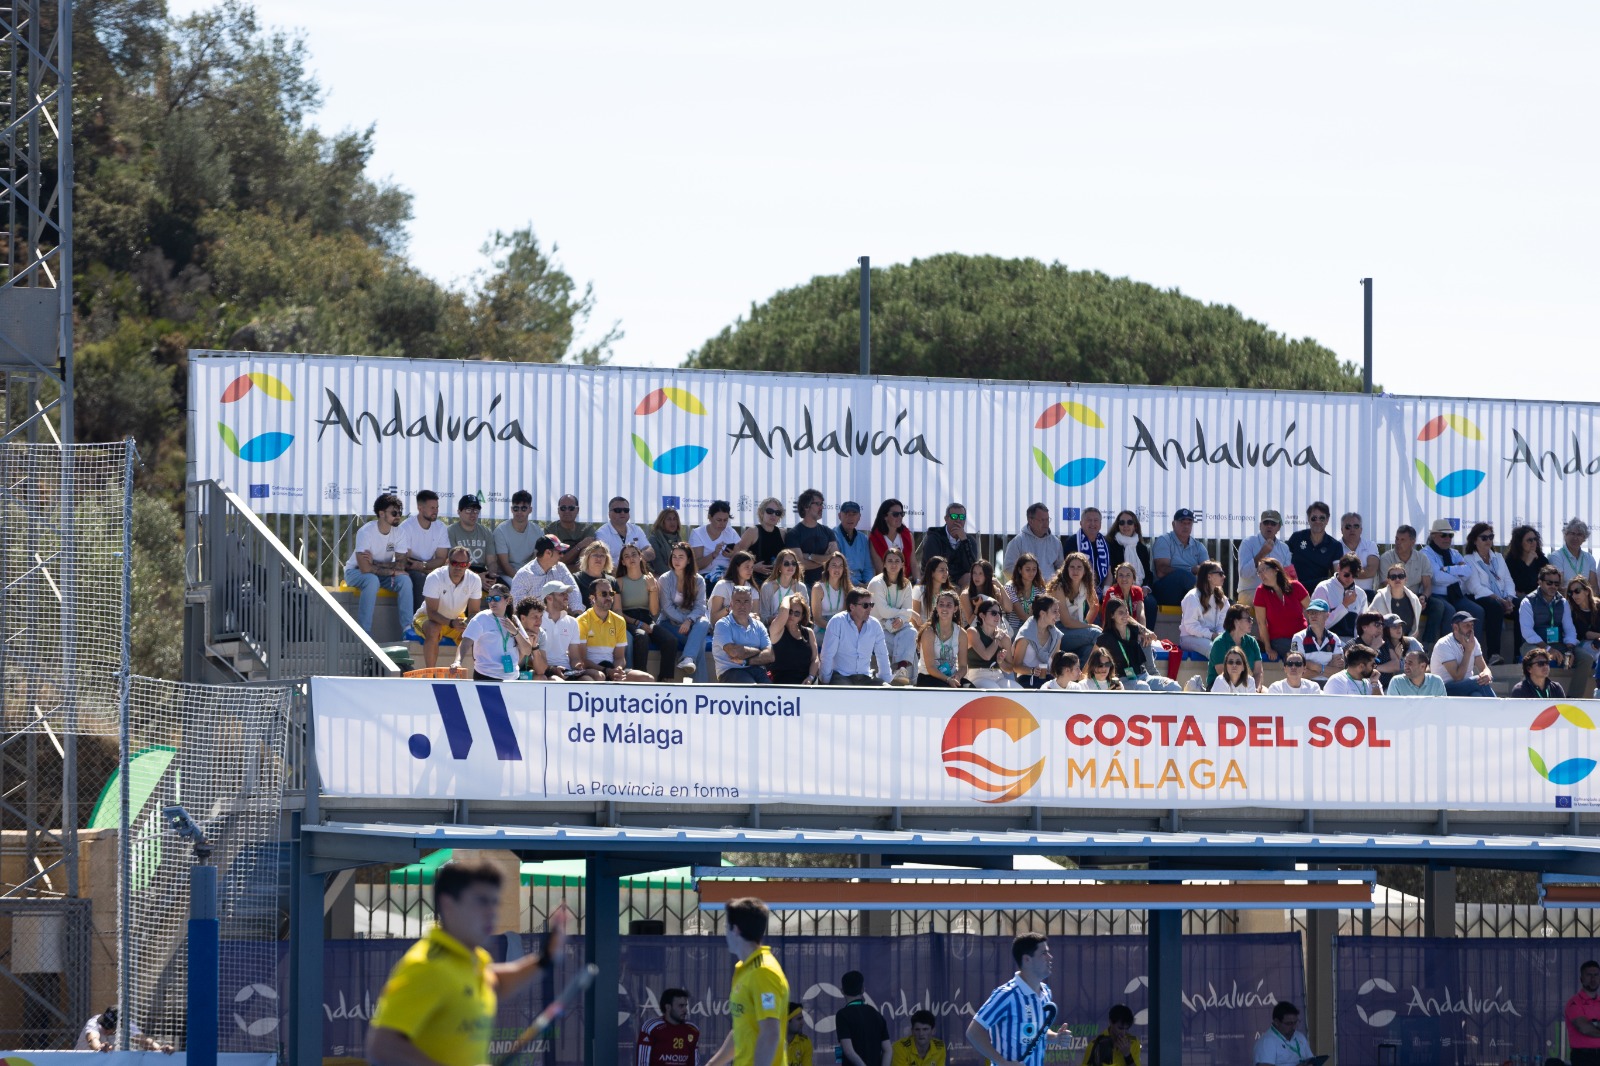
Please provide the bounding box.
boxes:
[891,667,911,686]
[677,658,698,681]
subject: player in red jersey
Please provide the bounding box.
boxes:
[638,987,701,1066]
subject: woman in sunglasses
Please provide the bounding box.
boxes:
[736,496,788,579]
[869,499,914,574]
[1210,649,1258,694]
[1107,511,1153,602]
[453,582,533,682]
[1568,578,1600,698]
[1265,652,1322,694]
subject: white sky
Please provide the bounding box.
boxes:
[167,1,1599,399]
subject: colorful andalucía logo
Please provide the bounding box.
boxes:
[632,387,708,475]
[1031,400,1107,487]
[1529,703,1597,786]
[940,696,1046,803]
[218,371,295,462]
[1414,413,1485,498]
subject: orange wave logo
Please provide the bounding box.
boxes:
[940,696,1046,803]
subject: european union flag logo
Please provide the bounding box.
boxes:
[1556,795,1573,809]
[1062,507,1081,521]
[662,495,681,509]
[248,484,270,499]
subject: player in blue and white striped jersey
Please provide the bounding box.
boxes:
[965,933,1057,1066]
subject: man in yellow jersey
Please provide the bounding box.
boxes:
[786,1002,813,1066]
[367,862,564,1066]
[1082,1004,1140,1066]
[890,1010,946,1066]
[706,896,789,1066]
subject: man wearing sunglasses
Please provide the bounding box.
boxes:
[545,493,598,568]
[596,496,655,567]
[342,492,414,636]
[412,546,483,669]
[919,503,978,588]
[1518,564,1578,669]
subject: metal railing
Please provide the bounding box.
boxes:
[186,481,400,681]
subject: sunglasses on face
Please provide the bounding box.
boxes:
[1388,574,1406,581]
[1478,533,1494,541]
[512,504,531,512]
[596,591,614,598]
[948,513,966,522]
[855,601,875,609]
[1542,579,1561,587]
[487,595,504,603]
[889,510,904,518]
[612,507,629,514]
[1344,522,1361,529]
[558,504,577,512]
[1118,518,1136,526]
[1530,659,1551,668]
[765,508,784,517]
[449,559,469,567]
[386,509,402,517]
[1285,661,1305,668]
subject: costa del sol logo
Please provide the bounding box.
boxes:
[218,371,295,462]
[1529,703,1597,786]
[1414,413,1485,498]
[1032,400,1107,487]
[940,696,1046,803]
[632,387,708,475]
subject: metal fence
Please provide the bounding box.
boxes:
[0,897,93,1050]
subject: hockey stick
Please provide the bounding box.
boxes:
[491,962,599,1066]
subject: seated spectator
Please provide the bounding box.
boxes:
[1568,577,1600,698]
[615,544,679,682]
[869,499,914,574]
[1048,552,1104,658]
[1266,651,1321,695]
[1421,520,1487,651]
[1005,553,1047,634]
[1179,560,1229,657]
[1378,524,1441,644]
[1462,522,1517,663]
[1004,503,1064,579]
[1097,599,1182,692]
[966,596,1016,689]
[820,586,893,686]
[1388,648,1446,696]
[1150,508,1206,608]
[574,578,654,682]
[595,496,654,569]
[546,493,597,569]
[785,488,838,584]
[833,501,873,587]
[811,551,853,645]
[916,555,957,625]
[342,493,414,636]
[1338,512,1381,592]
[690,500,741,586]
[1370,565,1424,642]
[1078,647,1123,690]
[915,590,969,688]
[646,506,683,577]
[767,593,820,685]
[412,547,483,668]
[1288,502,1342,588]
[1013,595,1064,689]
[1108,511,1154,603]
[396,490,452,608]
[869,545,920,684]
[512,598,551,679]
[1068,507,1112,589]
[1253,558,1309,661]
[1510,647,1566,699]
[713,585,774,683]
[962,559,1013,628]
[1373,613,1421,690]
[510,535,576,610]
[1290,599,1345,683]
[574,541,615,610]
[447,494,496,579]
[710,551,757,627]
[1505,524,1549,600]
[658,542,710,681]
[1553,517,1600,589]
[1519,564,1578,670]
[1206,604,1264,690]
[1313,553,1369,639]
[1430,610,1497,697]
[1040,650,1081,691]
[736,496,787,579]
[919,503,979,588]
[1210,648,1259,694]
[452,582,532,682]
[1100,561,1148,628]
[1237,509,1292,601]
[760,549,809,624]
[1322,643,1382,695]
[538,582,595,681]
[495,490,542,575]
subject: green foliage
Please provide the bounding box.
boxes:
[130,488,186,680]
[689,254,1362,391]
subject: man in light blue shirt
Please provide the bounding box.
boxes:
[713,586,774,683]
[834,501,873,586]
[1238,509,1293,598]
[820,589,892,685]
[1388,649,1447,696]
[1152,508,1209,608]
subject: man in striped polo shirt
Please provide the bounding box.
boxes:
[966,933,1057,1066]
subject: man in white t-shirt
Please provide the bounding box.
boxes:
[1337,512,1381,592]
[342,493,414,635]
[690,499,741,583]
[412,547,483,668]
[1430,611,1497,697]
[1253,1002,1315,1066]
[595,495,654,565]
[77,1006,172,1053]
[1321,643,1382,695]
[538,582,588,679]
[395,490,451,608]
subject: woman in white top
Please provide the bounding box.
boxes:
[758,549,808,624]
[657,543,710,681]
[1463,521,1517,663]
[1265,652,1323,694]
[709,551,756,627]
[1553,517,1600,590]
[1180,560,1230,657]
[966,595,1016,688]
[1012,594,1064,688]
[453,581,533,681]
[1209,648,1259,694]
[916,590,971,688]
[1048,552,1103,657]
[810,550,852,645]
[1040,649,1082,690]
[868,546,921,683]
[1078,647,1124,690]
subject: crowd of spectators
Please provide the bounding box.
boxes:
[340,489,1600,696]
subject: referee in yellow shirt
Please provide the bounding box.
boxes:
[366,862,563,1066]
[706,897,790,1066]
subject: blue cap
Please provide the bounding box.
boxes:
[838,501,861,513]
[1306,598,1331,613]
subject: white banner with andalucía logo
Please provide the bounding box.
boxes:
[190,352,1600,539]
[310,678,1599,811]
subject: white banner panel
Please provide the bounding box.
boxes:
[191,352,1598,540]
[311,678,1600,812]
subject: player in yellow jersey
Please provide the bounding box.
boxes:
[786,1002,814,1066]
[367,862,564,1066]
[706,896,789,1066]
[890,1011,946,1066]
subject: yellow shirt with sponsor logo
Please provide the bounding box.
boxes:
[370,926,496,1066]
[788,1031,814,1066]
[576,607,630,660]
[730,945,789,1066]
[890,1035,946,1066]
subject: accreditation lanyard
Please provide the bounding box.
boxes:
[1272,1027,1306,1062]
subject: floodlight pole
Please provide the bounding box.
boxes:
[858,256,870,375]
[1361,278,1373,394]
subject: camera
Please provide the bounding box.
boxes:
[161,805,212,858]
